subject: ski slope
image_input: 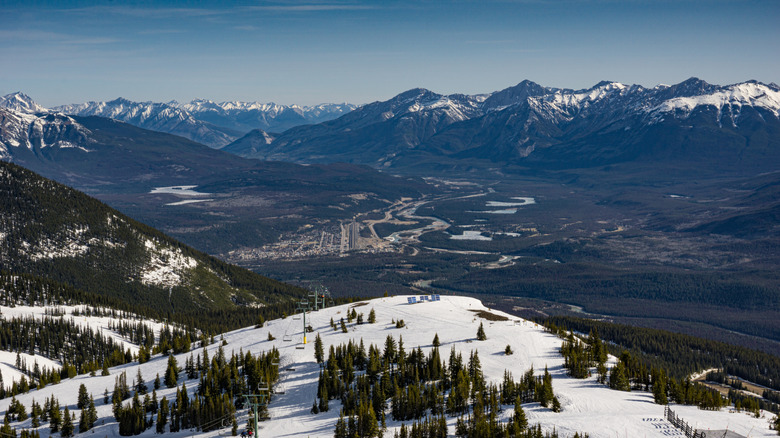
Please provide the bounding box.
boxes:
[0,295,775,437]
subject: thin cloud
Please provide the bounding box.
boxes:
[243,4,377,12]
[59,5,228,19]
[0,30,119,45]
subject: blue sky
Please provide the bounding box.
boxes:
[1,0,778,107]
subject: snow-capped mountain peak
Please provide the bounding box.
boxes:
[0,92,48,114]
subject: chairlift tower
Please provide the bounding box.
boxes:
[243,383,269,437]
[294,300,311,347]
[304,283,334,310]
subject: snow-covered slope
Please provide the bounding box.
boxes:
[0,303,169,386]
[1,295,773,437]
[0,92,48,114]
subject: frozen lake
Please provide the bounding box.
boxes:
[450,230,492,241]
[150,185,211,196]
[485,196,536,207]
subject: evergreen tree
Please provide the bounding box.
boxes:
[476,322,487,341]
[60,407,74,438]
[513,396,528,430]
[156,397,169,433]
[551,396,562,413]
[334,411,347,438]
[49,397,61,433]
[315,333,324,364]
[77,383,90,409]
[88,396,98,431]
[609,361,630,392]
[368,308,376,324]
[136,367,147,395]
[0,416,14,438]
[78,404,89,433]
[652,369,668,405]
[432,333,440,347]
[164,355,178,388]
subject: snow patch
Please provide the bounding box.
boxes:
[140,239,198,288]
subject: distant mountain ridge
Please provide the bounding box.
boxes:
[0,92,355,148]
[174,99,356,134]
[233,78,780,175]
[47,96,354,148]
[53,97,239,148]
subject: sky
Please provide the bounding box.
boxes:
[1,0,778,107]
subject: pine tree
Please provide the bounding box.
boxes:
[156,397,169,433]
[476,322,487,341]
[0,416,14,438]
[136,367,147,395]
[432,333,440,347]
[78,404,89,433]
[334,411,347,438]
[652,369,668,405]
[315,333,324,364]
[49,397,62,432]
[88,396,98,430]
[77,383,89,409]
[609,361,630,392]
[368,308,376,324]
[60,407,74,437]
[513,396,528,430]
[164,354,178,388]
[319,384,329,412]
[552,396,562,412]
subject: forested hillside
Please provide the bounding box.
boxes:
[0,161,304,328]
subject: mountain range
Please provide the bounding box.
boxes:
[233,78,780,176]
[0,104,430,255]
[0,92,355,148]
